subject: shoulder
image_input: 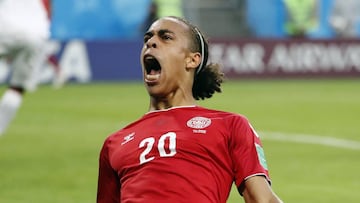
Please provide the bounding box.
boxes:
[196,106,249,122]
[102,114,148,144]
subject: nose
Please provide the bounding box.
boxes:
[146,38,157,48]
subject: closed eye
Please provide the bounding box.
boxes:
[143,29,175,43]
[161,34,172,40]
[144,36,149,43]
[158,29,174,41]
[144,31,153,43]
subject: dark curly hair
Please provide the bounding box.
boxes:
[169,16,224,100]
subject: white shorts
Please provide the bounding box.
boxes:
[0,0,50,91]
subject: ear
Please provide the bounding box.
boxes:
[185,52,201,70]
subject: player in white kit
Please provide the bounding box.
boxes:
[0,0,50,135]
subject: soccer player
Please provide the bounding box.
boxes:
[97,16,283,203]
[0,0,51,135]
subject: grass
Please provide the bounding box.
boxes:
[0,79,359,202]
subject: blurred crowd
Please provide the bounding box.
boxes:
[47,0,360,40]
[282,0,360,38]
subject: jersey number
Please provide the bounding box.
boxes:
[139,132,177,164]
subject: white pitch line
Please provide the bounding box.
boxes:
[259,132,360,151]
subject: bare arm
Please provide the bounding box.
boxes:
[242,176,283,203]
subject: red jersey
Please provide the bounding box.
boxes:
[97,106,270,203]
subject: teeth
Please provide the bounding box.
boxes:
[145,73,160,81]
[144,55,155,60]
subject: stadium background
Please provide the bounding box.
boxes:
[0,0,360,202]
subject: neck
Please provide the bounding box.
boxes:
[148,93,197,111]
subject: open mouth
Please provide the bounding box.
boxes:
[143,55,161,83]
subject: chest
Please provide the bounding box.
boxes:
[108,115,229,172]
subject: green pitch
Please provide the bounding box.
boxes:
[0,79,359,203]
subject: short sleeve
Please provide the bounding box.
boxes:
[228,115,271,191]
[97,138,120,203]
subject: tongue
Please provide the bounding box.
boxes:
[145,69,161,82]
[149,69,160,75]
[145,70,160,81]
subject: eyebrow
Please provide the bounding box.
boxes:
[144,29,175,37]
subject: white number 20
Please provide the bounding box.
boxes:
[139,132,177,164]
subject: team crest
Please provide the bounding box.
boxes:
[187,117,211,131]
